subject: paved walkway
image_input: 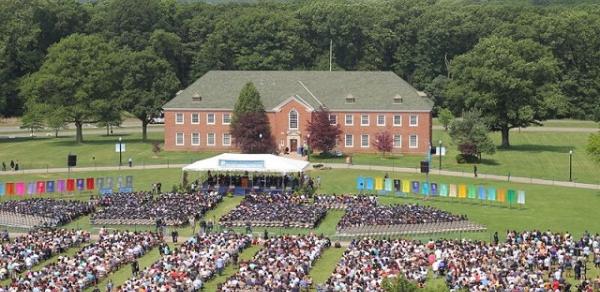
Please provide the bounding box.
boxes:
[1,162,599,190]
[432,125,598,133]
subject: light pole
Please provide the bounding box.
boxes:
[118,137,123,166]
[438,140,443,170]
[258,133,263,154]
[569,150,573,182]
[306,134,311,161]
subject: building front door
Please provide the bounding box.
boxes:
[290,139,298,152]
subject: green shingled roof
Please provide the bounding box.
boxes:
[163,71,433,111]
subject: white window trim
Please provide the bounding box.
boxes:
[345,114,353,126]
[175,132,184,146]
[345,134,353,148]
[191,113,199,125]
[361,134,369,148]
[223,133,231,146]
[207,133,216,146]
[329,114,337,125]
[222,113,231,125]
[377,115,385,126]
[207,113,216,125]
[360,114,369,126]
[191,132,200,146]
[409,115,418,127]
[409,135,418,149]
[393,134,402,148]
[289,109,299,130]
[175,113,184,125]
[393,114,402,127]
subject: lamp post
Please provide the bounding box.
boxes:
[569,150,573,182]
[438,140,443,171]
[118,137,122,166]
[258,133,263,154]
[306,134,311,161]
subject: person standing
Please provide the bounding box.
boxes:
[1,162,5,171]
[171,230,178,243]
[106,279,113,292]
[14,161,19,171]
[128,157,132,167]
[473,165,478,178]
[216,257,224,275]
[9,160,14,171]
[131,259,139,277]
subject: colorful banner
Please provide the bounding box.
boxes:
[125,176,133,188]
[117,176,123,189]
[421,182,429,195]
[6,183,15,195]
[96,178,104,190]
[36,181,45,194]
[439,184,448,197]
[458,184,467,198]
[497,189,506,202]
[401,180,410,193]
[517,190,526,205]
[384,178,392,192]
[487,187,497,201]
[106,177,114,189]
[467,185,477,199]
[86,178,94,190]
[393,179,401,191]
[15,182,25,196]
[375,177,383,191]
[27,182,35,195]
[46,181,55,193]
[478,186,486,200]
[356,176,365,190]
[57,180,66,193]
[430,183,438,196]
[66,179,75,192]
[449,184,457,197]
[0,182,4,196]
[411,181,420,194]
[507,189,517,204]
[365,177,374,190]
[76,179,85,191]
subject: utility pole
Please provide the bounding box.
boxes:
[329,39,333,72]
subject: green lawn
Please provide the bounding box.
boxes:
[309,246,347,285]
[203,244,263,291]
[312,130,600,184]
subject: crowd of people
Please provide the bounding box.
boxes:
[91,191,222,226]
[337,203,468,231]
[0,198,94,227]
[119,232,252,291]
[219,193,327,228]
[314,194,377,209]
[220,234,330,291]
[2,229,161,291]
[203,171,305,191]
[321,230,600,291]
[0,229,91,280]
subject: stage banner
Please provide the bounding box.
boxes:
[76,179,85,191]
[356,176,365,190]
[411,181,420,194]
[86,178,95,190]
[467,185,477,199]
[36,181,45,194]
[497,189,506,202]
[449,184,457,197]
[125,176,133,188]
[393,179,401,192]
[0,182,4,196]
[421,182,429,195]
[384,178,392,192]
[16,182,25,196]
[27,182,35,195]
[487,187,497,201]
[365,177,374,191]
[6,183,15,195]
[374,177,383,191]
[507,189,517,204]
[46,181,55,193]
[439,184,449,197]
[478,186,486,200]
[57,180,66,193]
[458,184,467,198]
[517,190,526,205]
[430,183,438,196]
[401,180,410,193]
[66,179,75,192]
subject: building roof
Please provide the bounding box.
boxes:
[163,71,433,112]
[182,153,309,173]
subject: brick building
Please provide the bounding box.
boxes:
[163,71,433,154]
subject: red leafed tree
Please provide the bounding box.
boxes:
[231,112,276,154]
[373,131,394,156]
[307,106,342,153]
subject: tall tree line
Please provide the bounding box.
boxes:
[3,0,600,134]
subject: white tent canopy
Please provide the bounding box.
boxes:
[182,153,309,173]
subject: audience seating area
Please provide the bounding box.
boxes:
[0,199,94,228]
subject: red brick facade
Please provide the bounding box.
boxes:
[164,97,432,154]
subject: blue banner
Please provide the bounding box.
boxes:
[218,159,265,169]
[430,183,438,196]
[421,182,429,195]
[478,186,486,200]
[384,178,393,192]
[46,181,55,193]
[0,182,4,196]
[365,177,374,190]
[411,181,420,193]
[356,176,365,190]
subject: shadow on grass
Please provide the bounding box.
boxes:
[497,144,573,153]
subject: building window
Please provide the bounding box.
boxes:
[191,133,200,145]
[289,109,298,129]
[329,114,337,125]
[361,114,369,126]
[175,113,184,124]
[207,113,215,125]
[345,114,353,126]
[393,134,402,148]
[393,114,402,126]
[176,132,184,145]
[377,114,385,126]
[361,134,369,148]
[223,133,231,146]
[222,113,231,125]
[191,113,199,124]
[345,134,353,147]
[409,135,418,148]
[409,115,418,127]
[207,133,215,146]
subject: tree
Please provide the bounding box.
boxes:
[449,110,495,162]
[230,82,275,154]
[121,50,180,141]
[20,34,123,143]
[46,112,67,138]
[306,106,342,153]
[95,100,122,136]
[373,131,394,157]
[587,132,600,165]
[20,104,44,136]
[438,108,454,131]
[446,36,566,148]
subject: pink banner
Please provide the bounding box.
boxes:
[15,182,25,196]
